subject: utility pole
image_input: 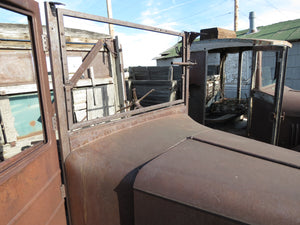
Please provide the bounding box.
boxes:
[106,0,115,37]
[234,0,239,32]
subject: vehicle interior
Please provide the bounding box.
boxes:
[188,38,296,149]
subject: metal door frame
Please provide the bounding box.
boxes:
[248,45,289,145]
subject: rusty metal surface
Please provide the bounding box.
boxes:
[182,32,200,113]
[69,104,186,150]
[249,95,273,143]
[65,109,204,225]
[261,85,300,117]
[134,135,300,225]
[191,128,300,167]
[45,2,71,162]
[134,190,246,225]
[58,7,183,37]
[0,145,66,225]
[191,38,292,53]
[0,1,67,225]
[251,85,300,148]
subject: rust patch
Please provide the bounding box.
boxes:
[29,121,36,127]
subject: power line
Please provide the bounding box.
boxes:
[165,0,227,24]
[178,11,233,31]
[133,0,197,22]
[263,0,289,19]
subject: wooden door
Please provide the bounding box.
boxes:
[0,0,67,224]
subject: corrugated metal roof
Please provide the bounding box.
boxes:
[237,18,300,41]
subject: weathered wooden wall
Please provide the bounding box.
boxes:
[127,66,182,107]
[73,84,116,122]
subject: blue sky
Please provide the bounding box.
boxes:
[37,0,299,66]
[36,0,300,32]
[1,0,300,66]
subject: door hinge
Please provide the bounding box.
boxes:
[42,34,49,52]
[60,184,66,199]
[52,115,57,130]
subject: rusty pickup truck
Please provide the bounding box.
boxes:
[0,0,300,225]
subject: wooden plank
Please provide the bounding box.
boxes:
[128,80,177,107]
[0,51,36,86]
[69,39,104,88]
[129,66,172,81]
[200,27,236,40]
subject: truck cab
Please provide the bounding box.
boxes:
[188,37,300,150]
[0,1,300,225]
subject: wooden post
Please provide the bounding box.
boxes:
[106,0,115,37]
[234,0,239,32]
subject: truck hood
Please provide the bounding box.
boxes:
[135,128,300,225]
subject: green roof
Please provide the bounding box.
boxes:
[157,38,201,60]
[237,18,300,41]
[157,41,182,60]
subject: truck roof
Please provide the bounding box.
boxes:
[191,38,292,53]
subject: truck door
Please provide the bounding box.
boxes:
[0,0,67,224]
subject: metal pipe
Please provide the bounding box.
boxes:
[249,11,257,33]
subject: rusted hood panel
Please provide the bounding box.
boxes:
[65,111,206,225]
[192,128,300,167]
[260,85,300,117]
[134,133,300,225]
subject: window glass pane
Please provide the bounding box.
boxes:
[0,8,44,161]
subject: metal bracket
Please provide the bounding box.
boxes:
[49,2,65,16]
[271,112,285,121]
[42,34,49,52]
[281,112,285,121]
[52,115,57,130]
[60,184,66,199]
[104,41,117,58]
